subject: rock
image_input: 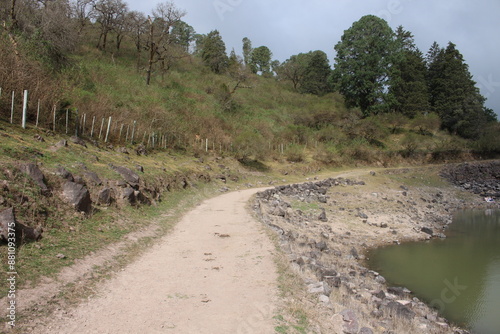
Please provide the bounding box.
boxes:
[307,282,325,294]
[388,286,411,297]
[357,211,368,219]
[19,163,49,195]
[83,171,102,186]
[116,147,129,154]
[315,241,328,252]
[55,139,67,148]
[55,166,74,181]
[375,275,386,284]
[97,188,113,206]
[112,165,140,189]
[373,290,386,299]
[359,327,374,334]
[135,144,147,156]
[33,134,45,142]
[61,181,92,214]
[318,209,328,222]
[56,253,66,259]
[340,309,359,334]
[69,136,87,147]
[421,227,434,236]
[318,294,330,304]
[350,247,359,259]
[134,190,151,205]
[324,276,342,288]
[0,207,43,242]
[120,186,136,206]
[384,301,416,319]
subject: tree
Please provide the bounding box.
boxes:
[145,1,186,85]
[127,10,146,70]
[242,37,252,66]
[93,0,128,50]
[70,0,95,35]
[200,30,227,74]
[276,55,306,91]
[171,20,195,52]
[333,15,396,116]
[427,42,492,138]
[300,50,332,95]
[249,45,272,75]
[388,26,430,117]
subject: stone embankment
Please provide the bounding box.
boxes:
[441,160,500,199]
[253,168,491,333]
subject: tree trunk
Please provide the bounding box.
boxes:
[10,0,17,30]
[146,20,155,85]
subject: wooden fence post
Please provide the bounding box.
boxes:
[21,90,28,129]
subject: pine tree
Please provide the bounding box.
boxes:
[299,50,332,96]
[200,30,227,74]
[389,26,430,117]
[427,42,491,138]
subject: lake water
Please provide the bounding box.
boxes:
[366,209,500,334]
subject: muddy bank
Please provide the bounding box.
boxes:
[254,166,498,334]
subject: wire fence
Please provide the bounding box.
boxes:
[0,88,299,155]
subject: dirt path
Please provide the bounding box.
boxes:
[31,188,278,334]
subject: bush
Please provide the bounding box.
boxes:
[313,143,342,165]
[284,144,305,162]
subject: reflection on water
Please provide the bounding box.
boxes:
[367,210,500,334]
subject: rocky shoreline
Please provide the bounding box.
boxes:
[253,163,499,334]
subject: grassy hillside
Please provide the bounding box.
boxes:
[11,42,484,168]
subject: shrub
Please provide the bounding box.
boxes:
[284,144,305,162]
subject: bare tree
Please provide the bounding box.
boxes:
[70,0,95,34]
[145,1,186,85]
[127,10,147,70]
[93,0,127,50]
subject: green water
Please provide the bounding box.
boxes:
[367,210,500,334]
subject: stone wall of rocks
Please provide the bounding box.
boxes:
[253,177,469,334]
[441,160,500,198]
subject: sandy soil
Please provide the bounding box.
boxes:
[28,188,278,334]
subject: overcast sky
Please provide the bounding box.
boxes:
[126,0,500,116]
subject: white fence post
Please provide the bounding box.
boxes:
[105,116,111,142]
[21,90,28,129]
[36,99,40,128]
[10,91,14,124]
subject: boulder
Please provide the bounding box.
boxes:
[70,136,87,147]
[55,166,74,181]
[62,181,92,214]
[421,227,434,236]
[0,207,43,243]
[120,186,136,206]
[97,188,113,206]
[318,209,328,222]
[19,163,49,195]
[83,171,103,186]
[112,165,140,189]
